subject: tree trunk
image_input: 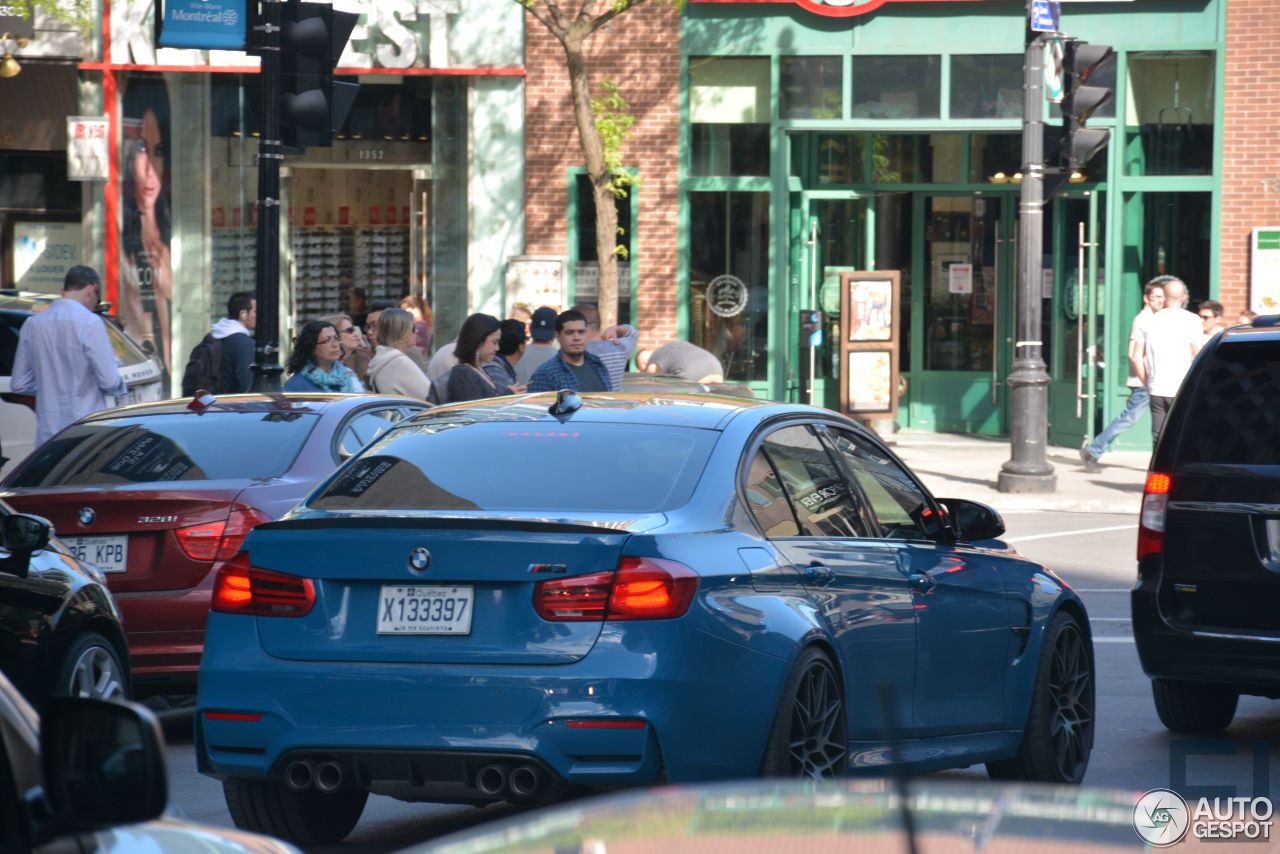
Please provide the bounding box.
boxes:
[564,30,620,330]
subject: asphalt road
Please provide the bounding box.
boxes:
[159,509,1280,851]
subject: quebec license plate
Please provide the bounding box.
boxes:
[377,585,474,635]
[62,535,128,573]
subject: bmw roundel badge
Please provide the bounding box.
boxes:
[78,507,96,527]
[408,548,431,574]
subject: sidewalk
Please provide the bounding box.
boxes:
[886,431,1147,516]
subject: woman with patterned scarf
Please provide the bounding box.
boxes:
[283,320,361,393]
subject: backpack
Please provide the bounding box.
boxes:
[180,334,224,396]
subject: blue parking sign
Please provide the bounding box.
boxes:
[1030,0,1060,33]
[159,0,247,50]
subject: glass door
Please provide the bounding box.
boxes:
[1048,191,1105,448]
[798,192,868,410]
[909,193,1014,434]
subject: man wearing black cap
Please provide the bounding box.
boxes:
[515,306,559,385]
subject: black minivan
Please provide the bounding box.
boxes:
[1133,316,1280,733]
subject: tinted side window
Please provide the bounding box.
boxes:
[1176,343,1280,465]
[744,448,800,537]
[337,407,414,460]
[761,425,868,537]
[829,429,931,540]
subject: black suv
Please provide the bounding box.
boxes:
[1133,315,1280,732]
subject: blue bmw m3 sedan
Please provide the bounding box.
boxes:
[195,391,1095,845]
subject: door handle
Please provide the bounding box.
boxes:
[802,562,835,585]
[908,572,935,594]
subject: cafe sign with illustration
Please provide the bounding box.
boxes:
[688,0,975,17]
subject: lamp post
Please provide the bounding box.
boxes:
[998,18,1057,493]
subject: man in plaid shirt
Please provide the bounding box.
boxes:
[527,309,613,392]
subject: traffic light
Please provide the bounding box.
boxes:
[1061,39,1114,169]
[279,0,359,148]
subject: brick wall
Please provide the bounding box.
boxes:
[1221,0,1280,315]
[524,4,681,347]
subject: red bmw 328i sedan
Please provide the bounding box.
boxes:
[0,393,427,694]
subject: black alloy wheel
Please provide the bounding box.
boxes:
[988,611,1095,784]
[762,648,848,780]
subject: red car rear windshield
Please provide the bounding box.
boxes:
[309,420,718,514]
[8,412,320,486]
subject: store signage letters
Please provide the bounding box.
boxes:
[688,0,974,18]
[112,0,460,68]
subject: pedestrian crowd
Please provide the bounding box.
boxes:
[1080,275,1254,472]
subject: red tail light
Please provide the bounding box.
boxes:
[1138,471,1171,561]
[175,507,272,562]
[535,557,698,622]
[211,552,315,617]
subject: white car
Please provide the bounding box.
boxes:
[0,291,164,475]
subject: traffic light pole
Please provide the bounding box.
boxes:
[251,0,285,392]
[998,28,1057,493]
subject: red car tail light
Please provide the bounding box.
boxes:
[1138,471,1171,561]
[535,557,699,622]
[175,507,272,562]
[175,521,225,561]
[212,553,315,617]
[217,508,272,560]
[534,570,613,621]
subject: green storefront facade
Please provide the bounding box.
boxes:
[677,0,1223,451]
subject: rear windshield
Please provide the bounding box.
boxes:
[9,412,319,486]
[309,420,718,514]
[1176,341,1280,466]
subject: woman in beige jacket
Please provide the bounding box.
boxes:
[366,308,432,401]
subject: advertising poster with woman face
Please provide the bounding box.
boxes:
[120,75,172,377]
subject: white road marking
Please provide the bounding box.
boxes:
[1092,637,1136,643]
[1005,524,1138,543]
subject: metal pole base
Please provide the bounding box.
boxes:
[997,468,1058,493]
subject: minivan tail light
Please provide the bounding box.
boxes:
[1138,471,1170,561]
[212,553,315,617]
[534,557,699,622]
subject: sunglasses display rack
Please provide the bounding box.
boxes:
[353,226,410,305]
[210,228,257,324]
[291,227,355,321]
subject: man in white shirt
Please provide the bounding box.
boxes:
[1080,279,1165,471]
[1138,276,1204,442]
[11,266,128,446]
[573,303,638,391]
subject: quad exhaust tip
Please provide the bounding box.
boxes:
[314,760,346,793]
[508,764,542,798]
[284,760,314,792]
[475,764,507,797]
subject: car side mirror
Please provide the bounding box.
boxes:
[39,698,168,832]
[938,498,1006,541]
[0,513,51,579]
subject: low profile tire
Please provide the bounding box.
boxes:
[1152,679,1239,734]
[761,647,848,779]
[223,777,368,845]
[54,631,127,701]
[988,611,1094,784]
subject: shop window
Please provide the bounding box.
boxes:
[688,192,770,383]
[852,56,940,119]
[969,133,1022,183]
[925,134,965,183]
[780,56,844,120]
[814,133,866,185]
[690,57,770,176]
[869,135,918,183]
[950,55,1023,120]
[573,172,633,323]
[1124,52,1214,176]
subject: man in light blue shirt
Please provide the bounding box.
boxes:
[12,266,128,446]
